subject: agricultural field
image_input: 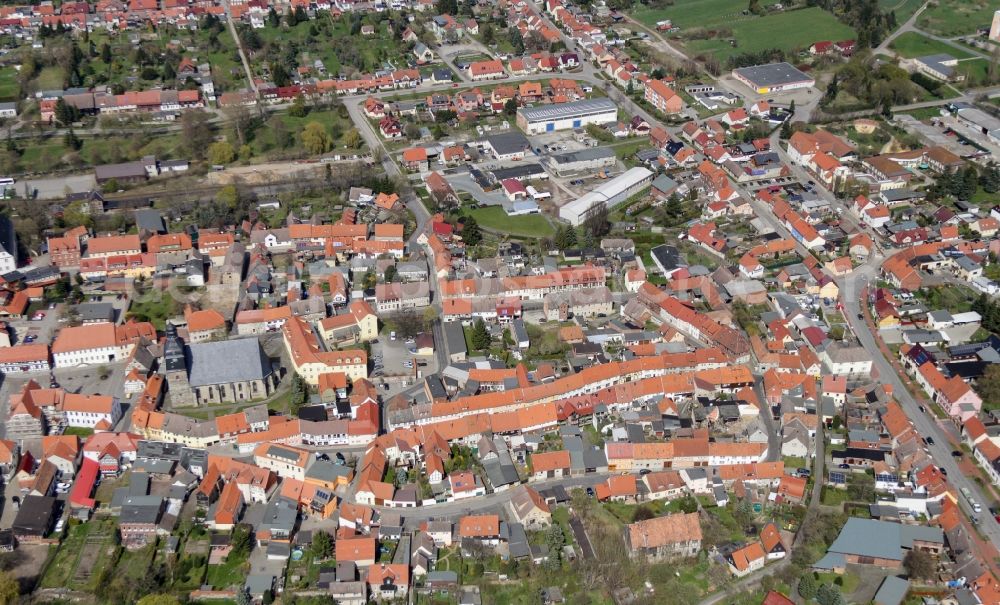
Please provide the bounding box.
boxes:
[674,7,855,61]
[634,0,783,30]
[917,0,1000,36]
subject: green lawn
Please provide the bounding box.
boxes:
[918,0,1000,36]
[34,66,65,91]
[62,426,94,437]
[126,287,181,329]
[0,67,19,102]
[890,31,975,58]
[206,553,249,589]
[821,486,851,507]
[683,7,857,60]
[466,206,555,238]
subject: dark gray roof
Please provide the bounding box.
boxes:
[187,338,273,387]
[485,131,531,156]
[828,518,942,561]
[733,62,813,87]
[873,576,909,605]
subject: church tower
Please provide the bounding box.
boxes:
[164,323,195,406]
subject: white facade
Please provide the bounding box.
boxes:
[53,343,134,368]
[64,398,122,428]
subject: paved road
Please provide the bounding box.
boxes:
[839,270,1000,549]
[358,474,606,521]
[222,0,257,94]
[874,1,932,54]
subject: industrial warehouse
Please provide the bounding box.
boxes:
[731,62,816,94]
[516,97,618,134]
[548,147,618,175]
[559,167,655,225]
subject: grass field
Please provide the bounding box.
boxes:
[890,31,975,58]
[918,0,1000,36]
[466,205,555,238]
[0,67,18,102]
[634,0,782,29]
[683,7,856,61]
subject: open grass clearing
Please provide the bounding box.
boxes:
[465,205,555,238]
[918,0,1000,37]
[890,31,975,58]
[684,7,856,61]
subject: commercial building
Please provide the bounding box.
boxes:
[482,132,531,161]
[559,167,654,225]
[516,98,618,135]
[732,62,815,94]
[548,147,617,176]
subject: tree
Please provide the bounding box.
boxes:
[267,7,280,27]
[0,571,18,605]
[503,98,518,116]
[435,0,458,14]
[230,523,253,558]
[798,574,817,600]
[208,141,236,165]
[162,61,176,82]
[780,119,792,139]
[216,184,239,209]
[312,530,334,559]
[904,549,935,580]
[462,216,482,246]
[181,110,215,160]
[384,265,397,283]
[301,122,332,155]
[816,584,844,605]
[471,318,491,350]
[344,128,362,149]
[100,42,112,64]
[288,95,308,118]
[63,128,81,151]
[976,365,1000,406]
[847,472,875,502]
[54,98,79,125]
[404,123,421,140]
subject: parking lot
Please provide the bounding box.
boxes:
[8,301,61,346]
[371,332,438,395]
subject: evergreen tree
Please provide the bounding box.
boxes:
[462,216,482,246]
[780,120,792,139]
[162,61,176,82]
[798,574,817,600]
[267,7,280,27]
[471,319,491,350]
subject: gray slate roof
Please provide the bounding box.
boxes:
[187,338,273,387]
